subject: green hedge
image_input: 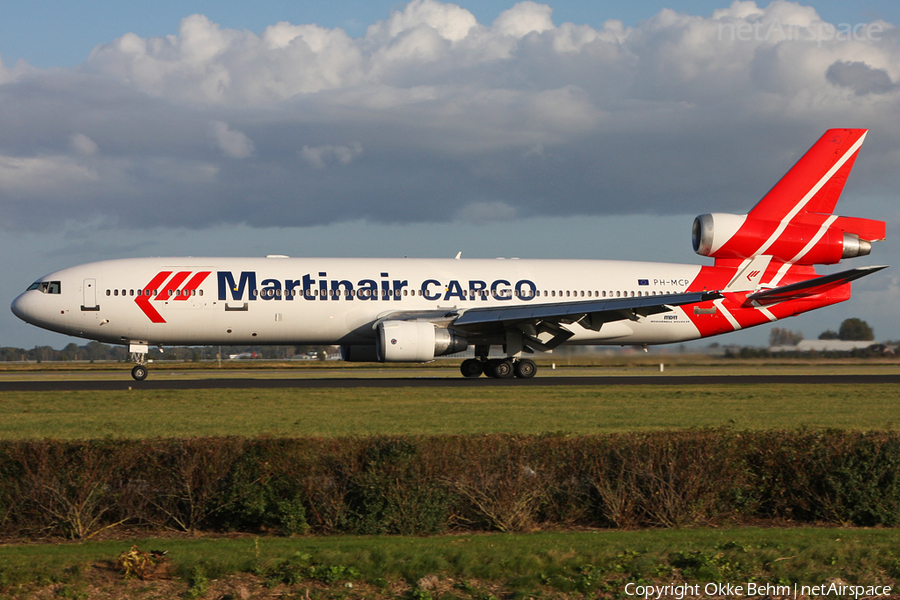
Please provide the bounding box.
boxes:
[1,431,899,539]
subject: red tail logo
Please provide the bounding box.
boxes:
[747,270,761,281]
[135,271,211,323]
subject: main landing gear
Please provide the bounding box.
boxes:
[460,357,537,379]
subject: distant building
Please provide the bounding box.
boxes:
[771,340,877,352]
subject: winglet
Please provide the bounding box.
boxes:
[724,255,773,292]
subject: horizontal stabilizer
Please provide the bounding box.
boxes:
[747,265,888,304]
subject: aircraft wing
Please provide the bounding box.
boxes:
[371,291,719,352]
[452,291,720,328]
[747,265,888,305]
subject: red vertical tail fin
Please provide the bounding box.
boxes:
[693,129,885,265]
[750,128,867,220]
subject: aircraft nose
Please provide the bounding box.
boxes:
[11,292,40,325]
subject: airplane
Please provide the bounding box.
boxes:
[10,128,887,381]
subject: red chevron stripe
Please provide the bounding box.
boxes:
[155,271,192,301]
[135,271,172,324]
[174,271,211,301]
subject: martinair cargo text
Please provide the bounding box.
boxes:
[11,129,888,380]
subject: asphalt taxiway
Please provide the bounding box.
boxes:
[1,373,898,391]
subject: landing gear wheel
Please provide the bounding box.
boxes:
[492,359,515,379]
[514,358,537,379]
[460,358,483,378]
[131,364,148,381]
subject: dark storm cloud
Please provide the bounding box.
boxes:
[1,0,899,232]
[826,60,898,95]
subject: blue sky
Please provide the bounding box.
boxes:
[3,0,898,67]
[1,0,899,349]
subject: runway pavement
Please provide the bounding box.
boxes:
[1,373,898,391]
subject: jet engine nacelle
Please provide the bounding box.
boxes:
[692,213,882,265]
[340,344,380,362]
[375,320,467,362]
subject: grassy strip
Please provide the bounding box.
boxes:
[2,359,900,388]
[2,529,898,598]
[1,384,899,439]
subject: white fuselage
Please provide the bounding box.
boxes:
[11,256,706,348]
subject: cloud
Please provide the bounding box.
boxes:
[70,133,99,156]
[300,142,363,169]
[0,55,10,85]
[493,1,554,38]
[0,0,898,234]
[210,121,254,158]
[0,155,98,195]
[366,0,477,43]
[826,60,898,95]
[456,200,517,223]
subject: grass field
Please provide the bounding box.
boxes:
[2,528,899,599]
[0,383,898,439]
[2,361,900,598]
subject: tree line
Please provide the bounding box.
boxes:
[0,342,317,363]
[769,317,876,347]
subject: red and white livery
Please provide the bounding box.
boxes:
[11,129,887,380]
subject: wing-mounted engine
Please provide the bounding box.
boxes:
[692,213,884,265]
[376,320,467,362]
[342,320,468,363]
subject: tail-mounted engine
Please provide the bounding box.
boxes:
[692,213,885,265]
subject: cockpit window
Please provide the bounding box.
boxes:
[27,281,61,294]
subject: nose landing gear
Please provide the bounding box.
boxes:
[128,343,150,381]
[131,364,148,381]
